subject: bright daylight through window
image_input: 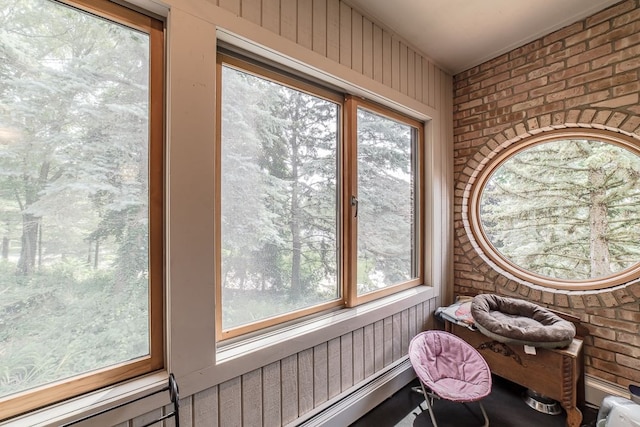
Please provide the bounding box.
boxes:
[471,131,640,289]
[0,0,163,418]
[217,54,423,340]
[356,107,419,296]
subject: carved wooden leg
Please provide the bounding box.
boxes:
[564,405,582,427]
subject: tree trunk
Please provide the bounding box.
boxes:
[589,168,611,278]
[17,213,40,275]
[290,107,302,299]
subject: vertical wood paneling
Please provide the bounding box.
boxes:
[382,31,392,87]
[373,319,384,371]
[339,2,351,67]
[280,0,297,42]
[352,328,364,384]
[312,0,327,56]
[372,25,383,83]
[263,361,282,426]
[326,0,340,62]
[428,61,436,107]
[168,397,193,427]
[241,0,261,25]
[313,343,328,406]
[362,17,373,79]
[340,333,353,390]
[399,42,408,95]
[219,377,242,426]
[194,385,218,427]
[281,354,299,424]
[391,37,400,92]
[422,57,430,106]
[414,53,423,104]
[392,313,402,361]
[261,0,280,34]
[327,337,341,398]
[407,49,415,99]
[351,10,363,74]
[242,369,263,426]
[383,316,393,366]
[131,409,163,427]
[363,324,375,377]
[416,302,425,332]
[409,305,417,341]
[297,0,313,50]
[112,423,129,427]
[219,0,240,15]
[401,309,410,356]
[298,348,314,414]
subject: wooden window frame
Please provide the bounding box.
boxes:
[0,0,164,420]
[469,128,640,291]
[216,53,424,341]
[343,97,425,307]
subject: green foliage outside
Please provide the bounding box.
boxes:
[0,0,151,398]
[220,65,419,331]
[481,139,640,280]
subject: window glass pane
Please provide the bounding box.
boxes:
[480,139,640,280]
[0,0,151,398]
[221,65,339,331]
[356,108,416,295]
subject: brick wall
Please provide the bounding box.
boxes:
[453,0,640,389]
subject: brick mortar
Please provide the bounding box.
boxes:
[453,0,640,387]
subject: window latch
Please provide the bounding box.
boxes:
[351,195,358,217]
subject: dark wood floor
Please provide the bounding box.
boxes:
[350,375,598,427]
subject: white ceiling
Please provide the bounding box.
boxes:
[344,0,622,75]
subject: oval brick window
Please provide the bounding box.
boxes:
[469,129,640,290]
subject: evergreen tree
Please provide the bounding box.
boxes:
[481,139,640,280]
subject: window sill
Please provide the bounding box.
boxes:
[3,286,434,427]
[180,285,434,397]
[1,371,170,427]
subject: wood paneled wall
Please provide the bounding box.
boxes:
[213,0,443,109]
[117,0,452,425]
[125,301,438,426]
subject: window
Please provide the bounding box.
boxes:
[216,54,423,340]
[0,0,164,419]
[470,129,640,290]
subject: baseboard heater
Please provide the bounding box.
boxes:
[291,357,416,427]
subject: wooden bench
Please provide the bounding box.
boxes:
[445,317,585,427]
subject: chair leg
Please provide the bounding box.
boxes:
[478,401,489,427]
[420,383,439,427]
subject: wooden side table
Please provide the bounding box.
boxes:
[445,322,584,427]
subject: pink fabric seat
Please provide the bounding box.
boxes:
[409,330,492,426]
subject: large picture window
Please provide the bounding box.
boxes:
[216,54,423,339]
[0,0,164,418]
[470,129,640,290]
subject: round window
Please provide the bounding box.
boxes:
[469,129,640,290]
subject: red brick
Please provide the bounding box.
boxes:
[586,0,636,27]
[566,44,613,68]
[527,101,565,118]
[616,56,640,73]
[568,68,613,87]
[566,21,610,46]
[613,81,640,97]
[564,90,610,108]
[592,44,640,68]
[549,63,591,83]
[527,61,565,79]
[546,86,585,103]
[612,8,640,27]
[545,43,587,64]
[544,22,583,46]
[587,71,637,92]
[589,21,640,48]
[615,31,640,50]
[514,76,549,94]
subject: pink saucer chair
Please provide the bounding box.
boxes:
[409,330,492,426]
